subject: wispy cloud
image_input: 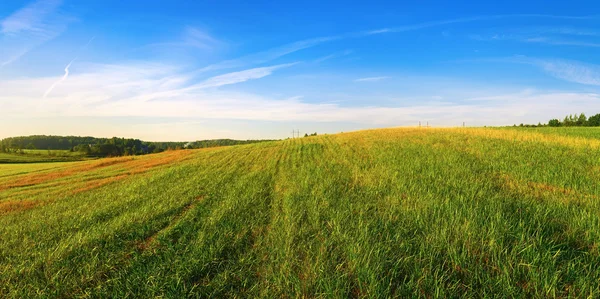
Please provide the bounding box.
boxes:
[470,24,600,48]
[42,36,95,98]
[491,56,600,86]
[4,61,600,141]
[355,76,390,82]
[140,26,222,52]
[0,0,71,67]
[196,14,592,74]
[183,26,220,49]
[535,59,600,86]
[525,37,600,47]
[191,62,298,89]
[313,50,353,63]
[369,14,593,36]
[1,0,62,35]
[197,36,337,73]
[471,33,600,47]
[3,66,600,125]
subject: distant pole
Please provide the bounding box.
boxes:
[419,121,421,128]
[463,122,465,128]
[427,121,429,128]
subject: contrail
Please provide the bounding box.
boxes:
[42,36,95,98]
[43,59,74,98]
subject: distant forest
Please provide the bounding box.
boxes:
[517,113,600,127]
[0,135,276,157]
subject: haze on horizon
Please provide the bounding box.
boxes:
[1,0,600,141]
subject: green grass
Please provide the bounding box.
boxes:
[505,126,600,139]
[0,150,88,163]
[1,127,600,297]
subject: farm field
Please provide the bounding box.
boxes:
[0,150,88,164]
[1,127,600,297]
[503,126,600,140]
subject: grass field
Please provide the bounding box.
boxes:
[504,126,600,140]
[1,127,600,297]
[0,150,87,163]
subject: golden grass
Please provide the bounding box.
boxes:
[0,200,39,215]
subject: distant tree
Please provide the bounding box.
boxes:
[548,119,561,127]
[563,115,572,127]
[588,114,600,127]
[304,133,309,137]
[26,143,36,149]
[576,113,587,126]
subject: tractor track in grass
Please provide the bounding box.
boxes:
[136,196,205,252]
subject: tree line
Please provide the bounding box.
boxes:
[0,135,276,157]
[515,113,600,127]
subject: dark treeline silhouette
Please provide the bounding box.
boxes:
[515,113,600,127]
[0,135,276,157]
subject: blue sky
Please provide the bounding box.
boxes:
[1,0,600,141]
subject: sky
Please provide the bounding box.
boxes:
[1,0,600,141]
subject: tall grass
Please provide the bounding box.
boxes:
[0,128,599,297]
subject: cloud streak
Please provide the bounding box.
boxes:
[369,14,593,36]
[42,36,96,98]
[502,56,600,86]
[536,59,600,86]
[1,0,62,35]
[3,63,599,125]
[0,0,70,67]
[191,62,298,89]
[196,14,593,74]
[355,76,390,82]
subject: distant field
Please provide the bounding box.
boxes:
[504,126,600,139]
[1,128,600,297]
[21,149,87,156]
[0,150,88,163]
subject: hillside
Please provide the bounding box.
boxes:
[1,127,600,297]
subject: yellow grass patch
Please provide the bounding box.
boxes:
[0,200,40,215]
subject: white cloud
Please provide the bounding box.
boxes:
[354,76,390,82]
[2,62,600,132]
[140,26,222,52]
[183,26,220,49]
[190,62,298,89]
[504,57,600,86]
[313,50,353,63]
[1,0,62,35]
[198,36,337,73]
[537,60,600,86]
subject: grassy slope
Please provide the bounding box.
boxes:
[1,128,599,297]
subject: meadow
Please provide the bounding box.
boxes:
[1,127,599,297]
[0,150,87,163]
